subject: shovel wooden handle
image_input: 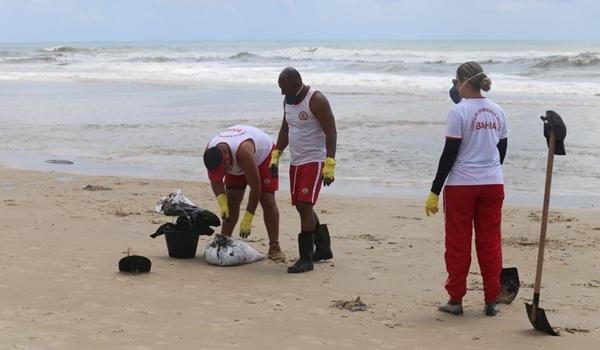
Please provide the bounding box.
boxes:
[532,130,555,299]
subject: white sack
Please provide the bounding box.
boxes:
[204,234,265,266]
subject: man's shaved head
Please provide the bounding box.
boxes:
[278,67,303,95]
[279,67,302,85]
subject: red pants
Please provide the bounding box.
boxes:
[443,184,504,304]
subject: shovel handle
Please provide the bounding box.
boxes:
[533,130,556,296]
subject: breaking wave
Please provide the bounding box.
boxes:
[0,41,599,96]
[42,45,95,53]
[2,56,57,64]
[126,56,178,63]
[228,51,261,60]
[533,52,600,68]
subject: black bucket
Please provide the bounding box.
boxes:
[150,210,218,258]
[165,229,200,258]
[154,219,200,259]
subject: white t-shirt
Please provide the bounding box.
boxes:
[207,125,273,176]
[284,87,327,166]
[445,97,508,186]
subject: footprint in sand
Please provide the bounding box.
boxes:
[563,327,591,334]
[527,211,578,223]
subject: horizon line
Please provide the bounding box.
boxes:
[2,38,599,45]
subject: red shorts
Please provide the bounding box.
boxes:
[224,151,278,193]
[289,162,323,206]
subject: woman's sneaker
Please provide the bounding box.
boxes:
[484,304,499,316]
[438,301,463,315]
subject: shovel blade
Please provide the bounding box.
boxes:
[497,267,520,304]
[525,303,559,336]
[119,255,152,273]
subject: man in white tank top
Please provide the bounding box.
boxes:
[203,125,285,261]
[270,67,338,273]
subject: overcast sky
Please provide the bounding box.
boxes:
[0,0,598,43]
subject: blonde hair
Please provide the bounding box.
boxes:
[457,61,492,92]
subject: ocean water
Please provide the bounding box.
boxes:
[0,41,599,207]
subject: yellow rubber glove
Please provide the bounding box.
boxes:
[269,149,281,178]
[322,157,336,186]
[425,192,439,216]
[239,211,254,238]
[216,193,229,221]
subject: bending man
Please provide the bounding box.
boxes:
[203,125,285,261]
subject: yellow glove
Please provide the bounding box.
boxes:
[322,157,336,186]
[216,193,229,221]
[239,211,254,238]
[269,149,281,178]
[425,192,439,216]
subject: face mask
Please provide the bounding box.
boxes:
[449,85,462,104]
[285,85,304,105]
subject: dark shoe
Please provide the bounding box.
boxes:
[287,232,314,273]
[484,303,499,316]
[313,224,333,262]
[438,301,463,315]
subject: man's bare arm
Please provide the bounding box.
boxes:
[275,113,289,152]
[237,141,260,215]
[310,92,337,159]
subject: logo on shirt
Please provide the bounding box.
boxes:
[219,127,247,138]
[470,108,501,132]
[474,121,498,130]
[264,178,271,185]
[301,187,309,195]
[299,111,309,120]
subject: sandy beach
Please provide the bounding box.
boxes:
[1,165,599,349]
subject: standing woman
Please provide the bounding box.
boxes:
[425,61,508,316]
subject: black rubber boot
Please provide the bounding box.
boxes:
[313,224,333,262]
[287,232,314,273]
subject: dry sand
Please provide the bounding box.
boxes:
[1,166,599,349]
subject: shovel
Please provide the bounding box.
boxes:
[119,247,151,273]
[525,129,558,336]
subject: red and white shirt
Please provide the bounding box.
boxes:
[207,125,273,176]
[445,97,508,186]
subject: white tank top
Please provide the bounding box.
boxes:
[285,87,326,165]
[207,125,273,176]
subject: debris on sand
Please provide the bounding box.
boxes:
[570,280,600,288]
[331,297,368,312]
[83,184,113,191]
[45,159,74,165]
